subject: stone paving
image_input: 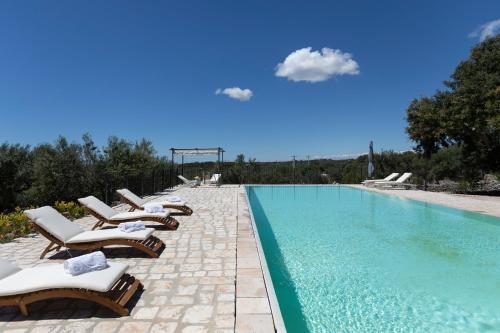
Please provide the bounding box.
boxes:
[0,186,277,333]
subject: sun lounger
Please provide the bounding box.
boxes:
[177,175,197,187]
[373,172,413,189]
[116,189,193,216]
[362,173,399,186]
[0,259,142,316]
[205,173,221,186]
[78,196,179,230]
[24,206,164,258]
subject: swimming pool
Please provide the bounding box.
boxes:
[246,185,500,332]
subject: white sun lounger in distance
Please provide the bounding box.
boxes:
[362,173,399,186]
[373,172,413,189]
[177,175,197,187]
[116,188,193,216]
[205,173,221,186]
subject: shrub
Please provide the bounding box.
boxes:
[0,208,33,243]
[457,180,472,193]
[54,201,85,220]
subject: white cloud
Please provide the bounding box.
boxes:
[275,47,360,83]
[469,19,500,41]
[215,87,253,101]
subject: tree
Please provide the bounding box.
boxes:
[406,35,500,182]
[0,134,173,212]
[406,95,449,158]
[131,139,157,195]
[444,35,500,177]
[235,154,245,165]
[103,136,133,187]
[0,143,33,212]
[406,94,449,188]
[82,133,105,196]
[430,145,464,181]
[26,137,86,205]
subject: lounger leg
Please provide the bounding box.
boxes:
[91,220,105,230]
[18,300,28,316]
[132,241,159,258]
[167,216,180,229]
[40,242,60,259]
[181,206,193,215]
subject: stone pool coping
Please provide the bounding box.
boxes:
[350,184,500,218]
[242,187,287,333]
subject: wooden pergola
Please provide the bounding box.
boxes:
[169,147,225,185]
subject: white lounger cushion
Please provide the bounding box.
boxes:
[79,195,171,220]
[117,188,187,208]
[0,261,128,297]
[375,172,413,186]
[109,210,170,221]
[78,196,116,219]
[178,175,192,183]
[67,227,154,244]
[363,173,399,184]
[0,260,21,280]
[117,189,147,206]
[24,206,84,242]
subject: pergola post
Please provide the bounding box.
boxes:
[170,148,174,189]
[217,148,221,172]
[221,149,224,175]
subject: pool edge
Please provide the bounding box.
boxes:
[347,184,500,218]
[244,186,288,333]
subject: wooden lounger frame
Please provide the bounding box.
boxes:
[118,194,193,216]
[83,207,180,231]
[33,224,164,259]
[0,273,143,316]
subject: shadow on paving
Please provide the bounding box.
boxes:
[0,289,143,321]
[48,246,164,260]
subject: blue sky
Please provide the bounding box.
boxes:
[1,1,499,161]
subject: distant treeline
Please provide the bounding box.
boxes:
[0,134,471,213]
[181,147,468,186]
[0,135,496,213]
[0,134,170,213]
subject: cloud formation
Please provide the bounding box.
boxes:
[469,19,500,41]
[215,87,253,101]
[275,47,360,83]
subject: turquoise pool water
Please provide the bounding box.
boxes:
[246,185,500,333]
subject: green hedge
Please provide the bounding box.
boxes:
[54,200,86,220]
[0,201,85,243]
[0,208,32,243]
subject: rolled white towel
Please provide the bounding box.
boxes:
[118,221,146,233]
[64,251,108,276]
[144,202,164,213]
[166,195,182,202]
